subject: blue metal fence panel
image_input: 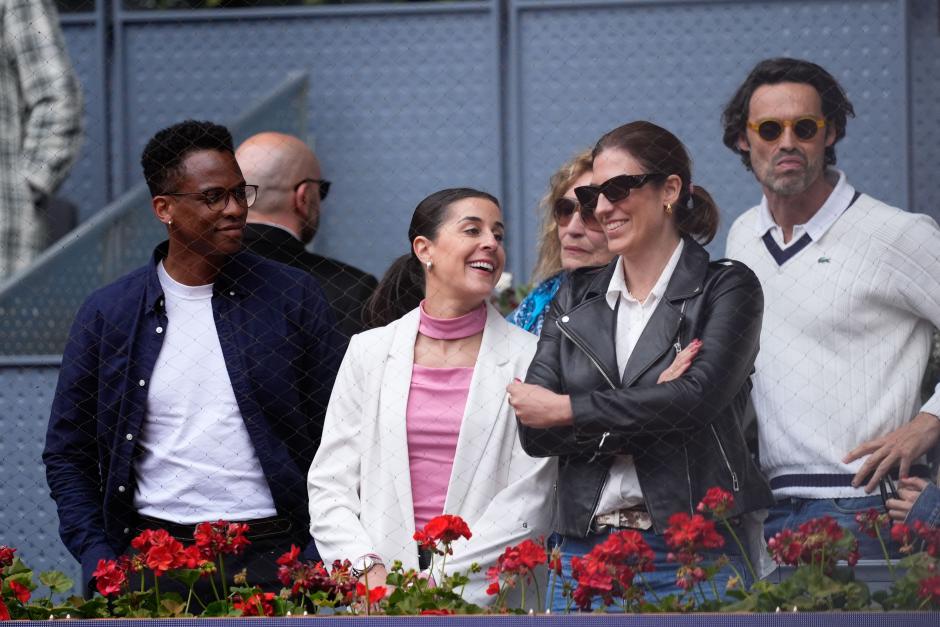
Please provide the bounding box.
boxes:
[512,0,909,275]
[910,0,940,218]
[0,363,80,586]
[59,18,109,223]
[115,6,500,279]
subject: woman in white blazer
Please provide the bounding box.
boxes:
[307,188,554,606]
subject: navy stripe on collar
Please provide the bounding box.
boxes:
[760,190,862,267]
[762,231,811,266]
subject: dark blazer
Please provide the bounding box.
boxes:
[520,238,774,535]
[242,223,378,339]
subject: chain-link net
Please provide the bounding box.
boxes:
[0,0,939,613]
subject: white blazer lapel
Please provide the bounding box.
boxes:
[444,303,514,515]
[378,307,420,536]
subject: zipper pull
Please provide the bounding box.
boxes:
[674,341,682,355]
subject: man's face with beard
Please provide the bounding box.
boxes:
[738,82,835,197]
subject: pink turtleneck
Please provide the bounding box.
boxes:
[407,301,486,530]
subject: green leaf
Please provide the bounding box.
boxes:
[168,568,202,588]
[40,570,75,594]
[201,599,231,616]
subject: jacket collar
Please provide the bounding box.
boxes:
[559,237,709,387]
[144,241,253,313]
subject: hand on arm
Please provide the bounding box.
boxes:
[844,412,940,493]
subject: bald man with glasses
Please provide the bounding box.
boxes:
[236,132,377,338]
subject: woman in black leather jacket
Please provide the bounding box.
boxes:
[508,121,773,609]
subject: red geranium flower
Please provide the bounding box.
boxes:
[918,575,940,606]
[914,521,940,558]
[0,546,16,568]
[420,609,455,615]
[0,597,11,621]
[665,512,724,559]
[234,591,276,616]
[194,520,251,560]
[569,530,654,610]
[8,581,30,604]
[548,545,563,575]
[768,516,858,573]
[855,508,890,539]
[355,582,387,605]
[93,558,128,597]
[413,515,472,555]
[697,487,735,518]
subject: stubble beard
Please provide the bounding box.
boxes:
[758,151,825,197]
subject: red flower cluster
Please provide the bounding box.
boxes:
[665,513,724,559]
[697,487,735,518]
[92,558,129,597]
[855,508,890,539]
[767,516,859,572]
[485,538,546,596]
[420,609,455,615]
[7,581,30,604]
[131,529,188,576]
[275,546,356,603]
[413,515,472,556]
[0,546,15,568]
[891,521,940,557]
[569,530,654,610]
[233,591,276,616]
[918,575,940,606]
[194,520,251,560]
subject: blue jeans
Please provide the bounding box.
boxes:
[547,527,752,613]
[764,496,902,559]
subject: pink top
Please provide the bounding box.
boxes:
[407,301,486,530]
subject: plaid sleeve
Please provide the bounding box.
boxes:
[7,0,83,197]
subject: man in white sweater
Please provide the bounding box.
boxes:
[722,58,940,556]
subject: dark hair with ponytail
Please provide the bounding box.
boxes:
[593,120,719,244]
[362,187,500,329]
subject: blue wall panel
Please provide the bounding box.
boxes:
[60,22,108,223]
[0,365,80,588]
[514,0,907,275]
[910,0,940,218]
[117,10,500,278]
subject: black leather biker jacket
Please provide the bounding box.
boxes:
[519,238,774,536]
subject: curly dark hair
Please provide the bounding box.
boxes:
[721,58,855,171]
[141,120,234,197]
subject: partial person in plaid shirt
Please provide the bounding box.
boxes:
[0,0,83,279]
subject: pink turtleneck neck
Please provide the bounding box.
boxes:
[418,300,487,340]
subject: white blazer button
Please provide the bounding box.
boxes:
[156,326,163,334]
[117,485,126,493]
[126,433,133,440]
[138,379,146,387]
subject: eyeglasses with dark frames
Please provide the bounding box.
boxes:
[294,178,331,201]
[162,184,259,211]
[552,197,603,232]
[573,173,668,217]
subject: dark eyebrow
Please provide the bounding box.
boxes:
[459,216,504,230]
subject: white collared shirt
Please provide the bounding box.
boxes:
[594,239,685,516]
[755,168,856,247]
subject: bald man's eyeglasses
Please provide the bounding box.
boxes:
[295,178,331,201]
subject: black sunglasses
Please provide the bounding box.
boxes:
[573,173,668,212]
[552,197,603,231]
[879,475,899,513]
[747,117,826,143]
[295,178,331,201]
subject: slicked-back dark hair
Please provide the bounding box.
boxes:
[362,188,500,329]
[721,58,855,171]
[141,119,235,197]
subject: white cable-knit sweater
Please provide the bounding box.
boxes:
[727,180,940,498]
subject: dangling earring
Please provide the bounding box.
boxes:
[167,220,173,226]
[425,259,433,270]
[664,203,673,215]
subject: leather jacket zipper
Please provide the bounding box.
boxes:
[555,319,617,390]
[556,316,617,535]
[710,424,740,492]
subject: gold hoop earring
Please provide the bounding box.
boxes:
[664,203,673,215]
